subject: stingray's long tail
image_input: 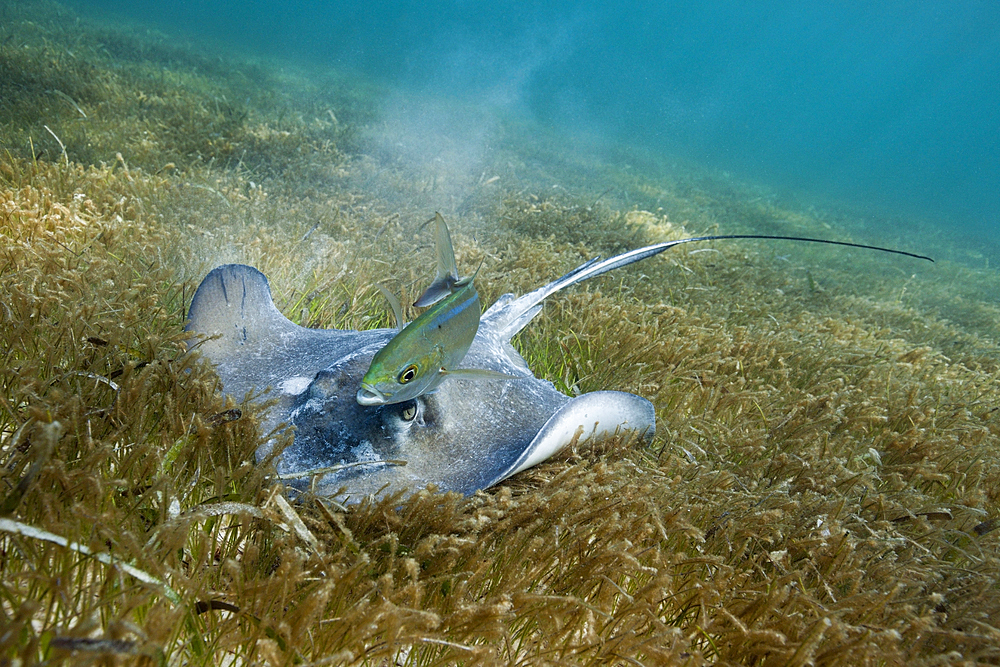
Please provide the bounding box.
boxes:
[485,234,933,341]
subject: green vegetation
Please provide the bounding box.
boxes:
[2,1,999,664]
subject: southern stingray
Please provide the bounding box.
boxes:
[186,233,930,502]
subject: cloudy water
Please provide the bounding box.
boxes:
[69,0,1000,241]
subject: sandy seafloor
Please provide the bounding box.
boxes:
[2,1,1000,665]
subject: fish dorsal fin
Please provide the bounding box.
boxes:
[414,212,461,307]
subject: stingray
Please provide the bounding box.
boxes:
[186,235,931,502]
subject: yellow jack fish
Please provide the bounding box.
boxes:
[357,213,514,406]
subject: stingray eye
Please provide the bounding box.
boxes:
[398,364,418,384]
[400,401,417,422]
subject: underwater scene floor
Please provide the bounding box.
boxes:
[2,1,999,664]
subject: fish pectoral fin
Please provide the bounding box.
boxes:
[439,368,525,381]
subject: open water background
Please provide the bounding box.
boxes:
[69,0,1000,240]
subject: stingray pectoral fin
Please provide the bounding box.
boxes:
[187,264,379,410]
[186,264,301,356]
[497,391,656,484]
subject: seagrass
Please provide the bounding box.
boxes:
[2,1,999,665]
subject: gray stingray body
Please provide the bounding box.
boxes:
[186,233,929,502]
[187,256,661,501]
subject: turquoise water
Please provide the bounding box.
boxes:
[69,0,1000,239]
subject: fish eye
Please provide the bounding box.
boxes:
[398,364,418,384]
[400,401,417,422]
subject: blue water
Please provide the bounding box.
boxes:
[71,0,1000,239]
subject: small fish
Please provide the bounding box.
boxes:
[357,213,513,406]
